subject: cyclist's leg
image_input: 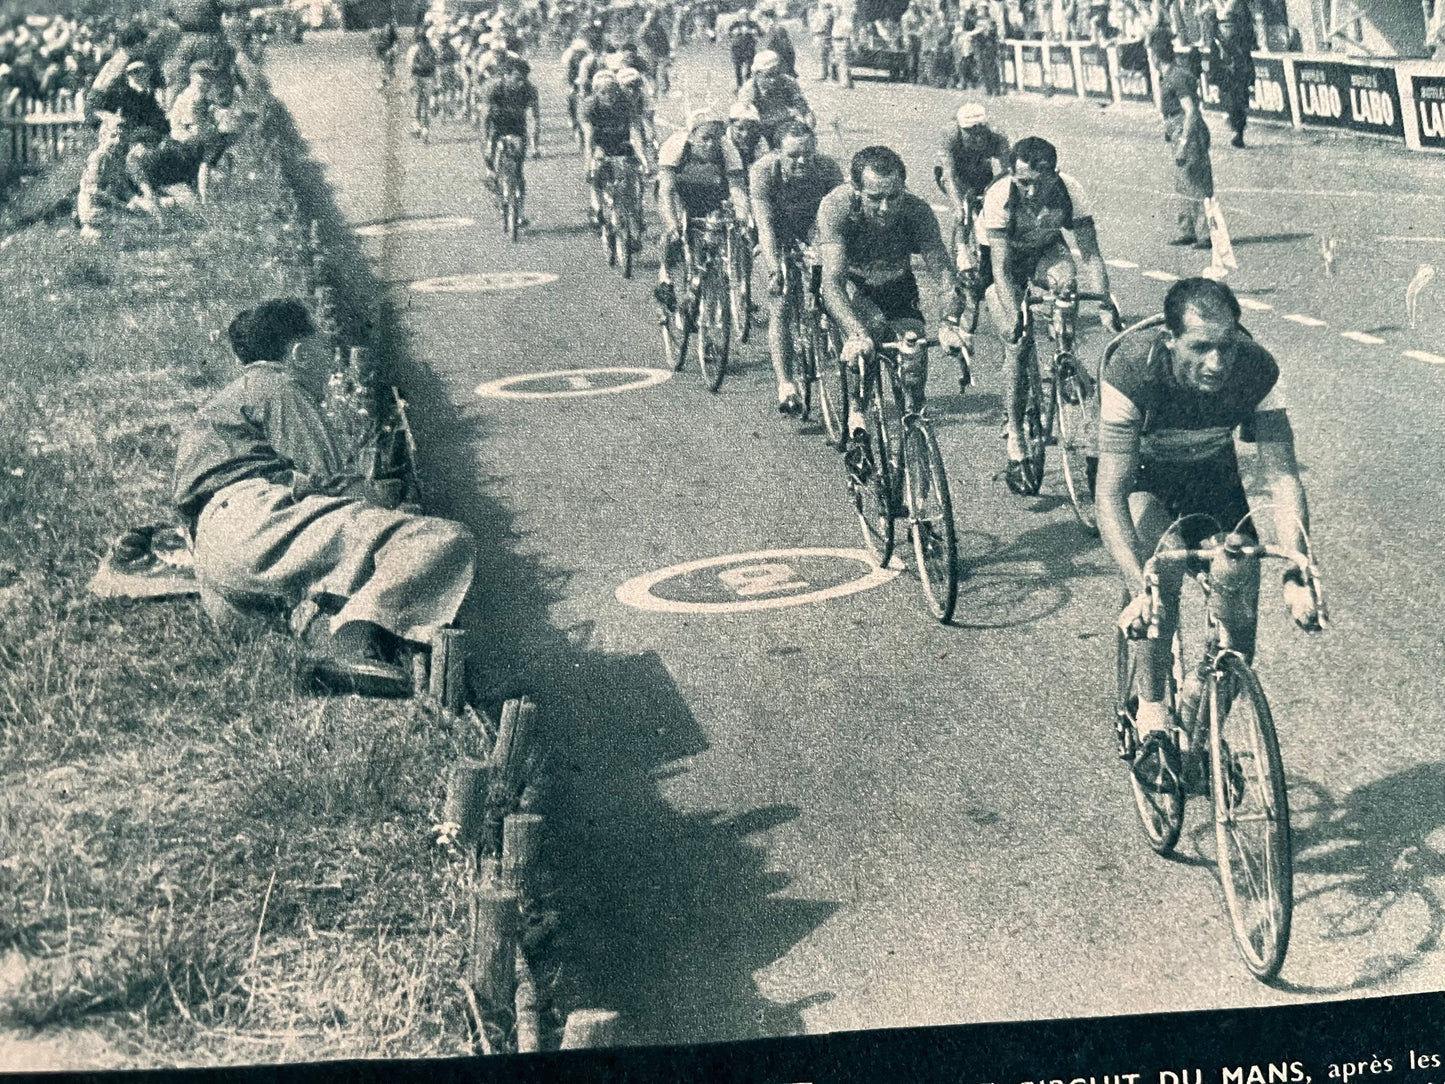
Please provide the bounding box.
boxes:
[656,206,687,309]
[588,150,607,224]
[983,266,1029,461]
[843,281,888,436]
[767,260,799,401]
[1128,487,1186,735]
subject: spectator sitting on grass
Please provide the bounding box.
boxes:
[173,299,476,696]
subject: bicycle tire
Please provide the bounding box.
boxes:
[1117,627,1185,855]
[617,221,632,278]
[602,207,616,267]
[1017,341,1047,497]
[663,290,693,372]
[730,233,752,344]
[794,304,815,422]
[903,419,958,622]
[814,320,846,449]
[852,358,896,566]
[1209,652,1293,981]
[696,261,731,392]
[1053,353,1097,535]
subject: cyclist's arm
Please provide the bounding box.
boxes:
[1250,407,1311,558]
[1069,215,1111,297]
[988,230,1022,338]
[914,212,962,325]
[728,171,750,225]
[749,164,781,280]
[580,116,596,165]
[817,239,868,342]
[527,92,541,154]
[656,167,683,236]
[1095,384,1149,593]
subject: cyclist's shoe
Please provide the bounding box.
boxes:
[653,280,677,312]
[777,381,804,417]
[844,430,874,487]
[1004,458,1031,495]
[1131,728,1182,795]
[957,353,973,393]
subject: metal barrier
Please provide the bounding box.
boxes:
[1,88,88,167]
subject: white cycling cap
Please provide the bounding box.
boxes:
[591,68,618,88]
[617,65,643,84]
[751,49,781,72]
[956,102,987,127]
[728,100,761,122]
[687,107,725,129]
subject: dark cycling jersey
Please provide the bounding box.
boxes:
[940,124,1008,198]
[583,92,637,157]
[749,150,843,246]
[659,130,744,217]
[814,183,949,287]
[486,79,538,136]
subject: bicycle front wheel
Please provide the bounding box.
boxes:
[695,262,731,392]
[814,320,846,449]
[729,232,752,343]
[852,359,896,566]
[1118,627,1185,855]
[1053,352,1096,534]
[1017,345,1047,497]
[902,420,958,622]
[1210,652,1293,981]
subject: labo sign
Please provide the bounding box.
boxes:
[1292,59,1405,138]
[1199,54,1290,122]
[1410,75,1445,148]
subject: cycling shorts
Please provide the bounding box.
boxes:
[1130,449,1256,548]
[847,272,924,333]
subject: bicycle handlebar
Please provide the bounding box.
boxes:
[1137,539,1330,638]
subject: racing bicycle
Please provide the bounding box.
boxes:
[779,243,845,444]
[492,134,526,242]
[1116,522,1327,981]
[598,153,645,278]
[845,332,960,621]
[659,209,737,392]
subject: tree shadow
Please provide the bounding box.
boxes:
[269,44,841,1048]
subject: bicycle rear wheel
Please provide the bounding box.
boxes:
[695,261,731,392]
[1053,352,1096,534]
[902,420,958,622]
[852,359,896,566]
[1209,653,1293,981]
[813,320,846,449]
[1117,627,1185,855]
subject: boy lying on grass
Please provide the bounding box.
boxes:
[172,298,475,696]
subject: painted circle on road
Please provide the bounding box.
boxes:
[356,216,475,237]
[477,367,673,400]
[410,271,559,293]
[615,547,901,614]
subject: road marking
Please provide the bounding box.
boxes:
[1340,331,1385,345]
[615,547,901,614]
[1105,259,1139,269]
[476,367,672,399]
[1237,298,1274,311]
[356,216,475,237]
[1141,270,1178,282]
[1377,235,1445,243]
[411,271,559,293]
[1403,349,1445,365]
[1220,186,1445,202]
[1282,314,1328,327]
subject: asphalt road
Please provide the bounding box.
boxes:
[268,33,1445,1046]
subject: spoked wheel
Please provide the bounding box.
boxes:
[729,230,752,343]
[814,321,846,450]
[661,291,693,372]
[695,262,731,392]
[1016,346,1047,496]
[902,420,958,622]
[794,308,815,422]
[1209,653,1293,981]
[1053,352,1096,534]
[1117,627,1186,855]
[851,358,896,566]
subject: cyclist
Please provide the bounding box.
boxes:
[751,119,844,416]
[481,57,541,215]
[936,101,1008,387]
[579,68,651,230]
[372,20,398,87]
[978,135,1113,493]
[616,66,657,147]
[405,30,439,139]
[815,145,965,482]
[726,100,767,173]
[562,34,592,137]
[638,5,672,93]
[1096,277,1320,781]
[735,48,815,148]
[654,109,750,315]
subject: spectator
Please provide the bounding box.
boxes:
[1152,30,1212,248]
[727,8,760,87]
[173,299,476,696]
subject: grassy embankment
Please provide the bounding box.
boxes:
[0,75,503,1066]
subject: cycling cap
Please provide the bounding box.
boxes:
[569,35,588,49]
[590,68,617,89]
[956,102,986,128]
[617,65,642,84]
[727,100,761,122]
[752,49,781,72]
[687,107,724,130]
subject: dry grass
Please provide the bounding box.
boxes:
[0,85,496,1066]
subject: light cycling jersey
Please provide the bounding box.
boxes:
[977,170,1092,253]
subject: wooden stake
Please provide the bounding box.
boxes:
[502,814,543,894]
[469,882,520,1015]
[560,1009,621,1050]
[442,759,488,850]
[429,628,465,713]
[514,949,541,1054]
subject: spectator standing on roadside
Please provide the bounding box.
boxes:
[1214,0,1254,147]
[728,8,761,87]
[757,7,797,77]
[1152,30,1212,248]
[972,3,1002,95]
[810,0,835,81]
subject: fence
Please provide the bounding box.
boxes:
[1,88,88,167]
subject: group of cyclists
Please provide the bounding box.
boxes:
[372,1,1324,792]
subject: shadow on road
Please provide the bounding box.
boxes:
[271,68,839,1046]
[951,520,1110,629]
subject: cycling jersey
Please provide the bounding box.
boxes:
[583,92,638,157]
[735,72,810,127]
[486,79,538,136]
[978,171,1092,254]
[815,184,948,288]
[940,124,1009,198]
[749,150,843,246]
[659,129,744,217]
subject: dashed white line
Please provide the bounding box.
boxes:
[1377,235,1445,243]
[1403,349,1445,365]
[1141,270,1179,282]
[1106,259,1139,269]
[1237,298,1273,312]
[1340,331,1385,345]
[1282,314,1329,327]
